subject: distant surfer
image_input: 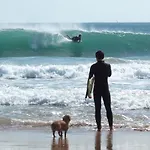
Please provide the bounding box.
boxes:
[65,34,82,43]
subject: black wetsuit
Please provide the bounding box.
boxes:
[71,36,81,42]
[87,60,113,129]
[66,35,81,43]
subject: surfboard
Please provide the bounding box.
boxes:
[64,35,72,41]
[86,76,95,98]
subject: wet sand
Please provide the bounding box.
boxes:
[0,127,149,150]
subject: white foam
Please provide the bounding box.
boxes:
[0,23,149,36]
[111,59,150,81]
[0,23,83,33]
[88,29,150,35]
[0,58,150,81]
[0,63,88,79]
[0,58,150,110]
[111,88,150,110]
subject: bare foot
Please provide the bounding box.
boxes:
[109,126,113,131]
[97,128,101,132]
[97,126,101,132]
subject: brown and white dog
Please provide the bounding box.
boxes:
[51,115,71,138]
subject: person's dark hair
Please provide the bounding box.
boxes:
[95,50,104,60]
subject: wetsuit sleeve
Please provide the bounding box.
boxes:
[107,64,112,77]
[88,65,94,79]
[85,65,94,98]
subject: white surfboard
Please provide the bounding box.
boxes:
[86,76,95,98]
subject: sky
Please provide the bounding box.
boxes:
[0,0,150,23]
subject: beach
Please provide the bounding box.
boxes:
[0,127,149,150]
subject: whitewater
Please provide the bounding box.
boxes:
[0,23,150,131]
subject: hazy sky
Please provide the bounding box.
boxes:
[0,0,150,23]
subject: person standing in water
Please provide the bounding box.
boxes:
[85,50,113,131]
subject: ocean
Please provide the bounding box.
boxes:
[0,23,150,131]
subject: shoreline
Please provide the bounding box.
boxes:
[0,127,150,150]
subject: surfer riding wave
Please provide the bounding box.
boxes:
[65,34,82,43]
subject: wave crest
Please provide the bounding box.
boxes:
[0,23,150,57]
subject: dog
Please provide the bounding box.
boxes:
[51,115,71,138]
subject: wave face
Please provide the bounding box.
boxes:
[0,23,150,57]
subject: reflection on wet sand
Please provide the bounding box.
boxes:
[51,137,69,150]
[106,131,113,150]
[95,131,113,150]
[95,131,101,150]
